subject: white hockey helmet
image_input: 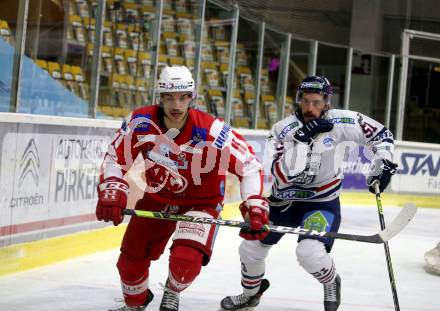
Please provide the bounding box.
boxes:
[157,65,196,100]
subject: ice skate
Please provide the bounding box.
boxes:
[323,274,341,311]
[108,289,154,311]
[159,280,180,311]
[220,279,270,310]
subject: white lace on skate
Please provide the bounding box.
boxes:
[159,284,180,311]
[324,281,338,302]
[230,293,251,306]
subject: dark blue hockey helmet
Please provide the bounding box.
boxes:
[296,76,332,104]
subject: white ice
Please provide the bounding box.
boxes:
[0,204,439,311]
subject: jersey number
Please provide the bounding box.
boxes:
[360,121,377,139]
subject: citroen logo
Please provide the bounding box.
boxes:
[18,139,40,187]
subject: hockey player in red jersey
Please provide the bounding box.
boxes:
[96,65,268,311]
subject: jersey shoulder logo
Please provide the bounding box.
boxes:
[212,123,231,149]
[191,126,207,145]
[132,113,152,132]
[278,121,299,140]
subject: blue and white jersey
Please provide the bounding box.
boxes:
[265,109,394,203]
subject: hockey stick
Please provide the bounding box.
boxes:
[123,202,416,244]
[374,183,401,311]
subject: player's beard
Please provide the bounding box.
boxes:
[303,111,317,119]
[303,104,329,122]
[302,111,320,123]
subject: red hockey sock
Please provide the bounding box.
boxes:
[117,253,151,307]
[168,245,204,292]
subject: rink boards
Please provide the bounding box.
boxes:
[0,113,439,276]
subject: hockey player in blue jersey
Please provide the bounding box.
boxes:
[220,76,398,311]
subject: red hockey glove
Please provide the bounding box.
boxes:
[239,195,270,240]
[96,177,129,226]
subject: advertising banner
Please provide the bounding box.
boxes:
[0,133,108,223]
[392,147,440,195]
[0,123,113,245]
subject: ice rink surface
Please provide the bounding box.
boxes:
[1,204,439,311]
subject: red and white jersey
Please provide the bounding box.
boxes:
[101,105,263,205]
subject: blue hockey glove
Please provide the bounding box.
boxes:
[366,159,398,193]
[293,118,334,145]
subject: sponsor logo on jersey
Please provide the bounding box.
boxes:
[147,150,176,167]
[398,152,440,177]
[177,222,206,238]
[329,117,355,124]
[180,144,203,154]
[146,150,188,170]
[273,188,315,200]
[322,136,335,147]
[302,210,334,232]
[213,123,231,149]
[137,134,155,143]
[132,113,152,132]
[278,122,299,139]
[191,126,207,145]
